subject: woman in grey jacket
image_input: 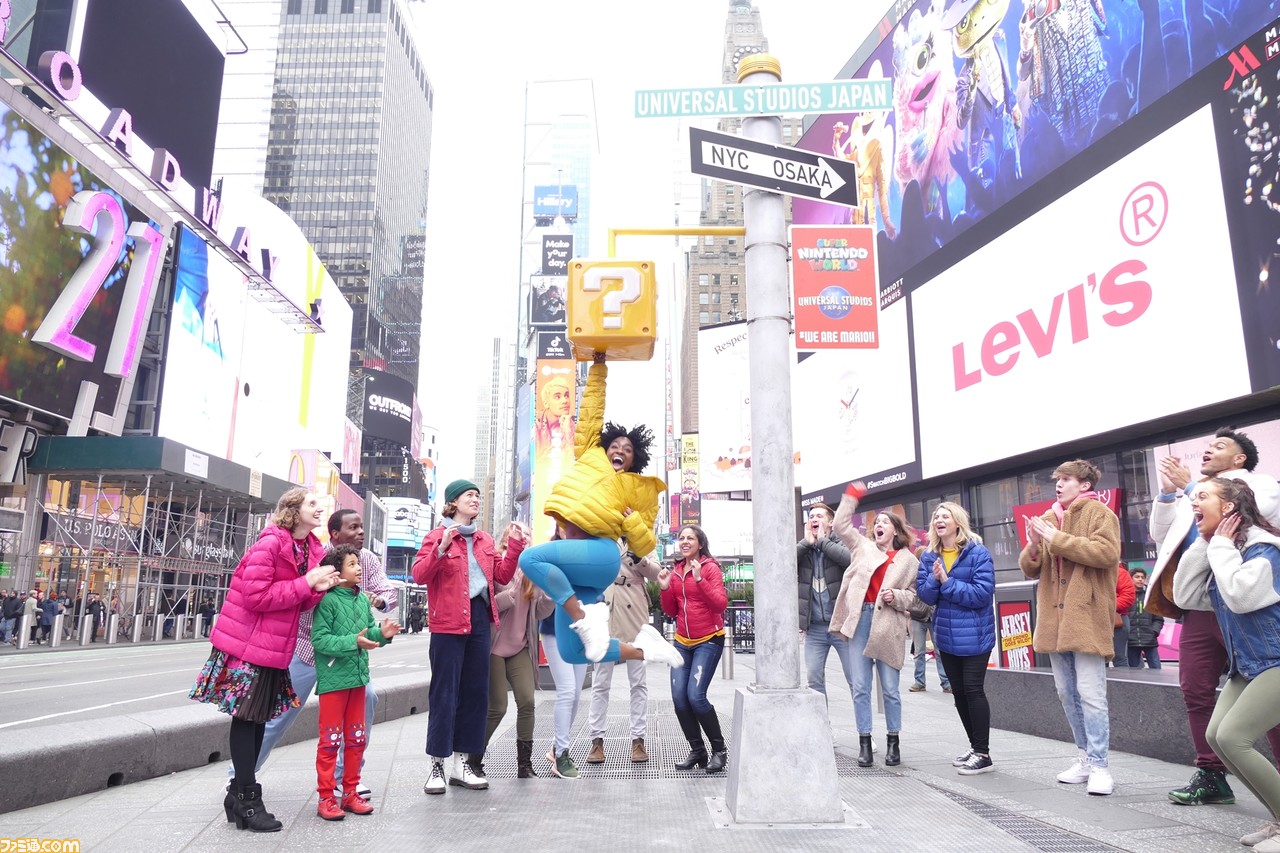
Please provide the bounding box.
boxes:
[485,568,554,779]
[830,481,921,768]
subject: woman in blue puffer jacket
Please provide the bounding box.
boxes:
[917,501,996,777]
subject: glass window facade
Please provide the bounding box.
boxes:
[263,0,433,424]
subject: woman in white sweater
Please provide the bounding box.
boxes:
[830,481,922,768]
[1174,477,1280,852]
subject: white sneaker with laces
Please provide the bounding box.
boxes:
[423,759,447,795]
[1253,836,1280,853]
[1057,752,1091,784]
[1086,765,1114,796]
[1242,823,1280,847]
[634,624,684,668]
[571,601,612,662]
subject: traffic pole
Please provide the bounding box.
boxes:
[724,54,844,825]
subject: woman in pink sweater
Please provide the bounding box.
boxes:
[190,488,339,832]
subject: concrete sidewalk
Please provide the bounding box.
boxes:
[1,648,1272,852]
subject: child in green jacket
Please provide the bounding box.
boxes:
[311,544,401,821]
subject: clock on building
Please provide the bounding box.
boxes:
[732,45,762,70]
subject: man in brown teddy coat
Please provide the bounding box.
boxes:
[1019,459,1120,797]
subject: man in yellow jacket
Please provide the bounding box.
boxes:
[520,354,682,670]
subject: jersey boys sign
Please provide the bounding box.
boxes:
[790,226,879,350]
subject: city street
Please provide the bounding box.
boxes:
[0,633,430,730]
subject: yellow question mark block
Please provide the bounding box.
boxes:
[566,259,658,361]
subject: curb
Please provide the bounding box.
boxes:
[0,671,430,814]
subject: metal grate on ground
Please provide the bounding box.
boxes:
[932,786,1124,852]
[481,698,897,780]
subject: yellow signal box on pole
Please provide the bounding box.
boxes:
[566,259,658,361]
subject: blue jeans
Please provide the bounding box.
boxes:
[850,603,902,734]
[910,619,949,688]
[1127,646,1161,668]
[541,630,587,753]
[0,617,12,643]
[520,537,623,665]
[671,638,723,717]
[1049,651,1110,767]
[226,653,378,779]
[803,625,857,704]
[426,597,491,758]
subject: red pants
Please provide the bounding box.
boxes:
[316,686,367,795]
[1179,610,1280,771]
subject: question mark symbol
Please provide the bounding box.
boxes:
[583,267,643,329]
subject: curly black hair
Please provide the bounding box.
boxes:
[599,421,655,473]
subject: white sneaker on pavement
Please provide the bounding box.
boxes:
[1057,752,1091,784]
[1242,823,1280,847]
[571,602,611,662]
[952,749,974,767]
[1086,766,1114,796]
[634,624,684,668]
[423,759,447,795]
[1254,838,1280,853]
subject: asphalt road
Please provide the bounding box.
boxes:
[0,631,431,730]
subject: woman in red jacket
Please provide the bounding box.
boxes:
[659,524,730,773]
[412,479,527,796]
[189,488,339,832]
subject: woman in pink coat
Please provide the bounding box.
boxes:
[190,488,339,832]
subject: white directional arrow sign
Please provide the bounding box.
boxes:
[688,127,860,208]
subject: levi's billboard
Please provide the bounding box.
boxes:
[912,106,1252,479]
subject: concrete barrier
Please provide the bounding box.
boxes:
[0,671,430,813]
[986,667,1277,767]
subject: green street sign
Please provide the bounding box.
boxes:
[635,80,891,119]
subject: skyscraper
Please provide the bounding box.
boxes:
[263,0,433,427]
[680,1,803,435]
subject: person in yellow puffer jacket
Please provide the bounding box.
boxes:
[520,353,684,669]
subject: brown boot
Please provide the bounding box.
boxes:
[586,737,606,764]
[631,737,649,763]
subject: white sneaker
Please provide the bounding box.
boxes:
[423,759,446,795]
[633,624,684,668]
[1242,823,1280,847]
[1057,754,1091,784]
[1253,836,1280,853]
[571,602,611,662]
[952,749,974,767]
[1086,765,1114,796]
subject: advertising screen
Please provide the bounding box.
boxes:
[792,0,1276,292]
[913,106,1250,477]
[76,0,226,189]
[533,185,578,219]
[698,322,752,494]
[363,368,415,448]
[0,100,167,425]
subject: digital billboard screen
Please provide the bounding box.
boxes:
[363,368,415,448]
[0,99,166,425]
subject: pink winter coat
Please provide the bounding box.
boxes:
[209,525,326,669]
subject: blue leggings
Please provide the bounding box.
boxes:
[519,537,622,665]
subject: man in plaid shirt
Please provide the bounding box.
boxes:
[226,509,398,798]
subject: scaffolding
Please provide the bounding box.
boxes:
[27,474,273,642]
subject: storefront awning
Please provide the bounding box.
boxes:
[28,436,296,508]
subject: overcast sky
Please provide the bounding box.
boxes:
[410,0,894,492]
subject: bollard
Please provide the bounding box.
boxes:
[152,614,163,643]
[721,624,735,680]
[193,615,204,640]
[16,613,31,649]
[173,615,187,641]
[49,614,63,649]
[78,614,92,646]
[131,615,144,644]
[105,614,118,645]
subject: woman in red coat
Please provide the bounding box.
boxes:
[412,479,527,796]
[659,524,730,773]
[189,488,339,832]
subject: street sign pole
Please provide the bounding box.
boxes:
[724,55,845,826]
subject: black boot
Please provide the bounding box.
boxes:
[231,782,283,832]
[516,740,537,779]
[697,708,728,774]
[675,742,709,770]
[858,735,874,767]
[885,734,901,767]
[223,783,236,823]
